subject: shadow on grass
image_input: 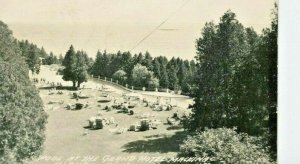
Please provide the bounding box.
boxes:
[122,131,187,153]
[83,125,102,131]
[166,125,184,130]
[39,86,78,91]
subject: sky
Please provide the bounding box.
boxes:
[0,0,275,60]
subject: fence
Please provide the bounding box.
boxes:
[89,75,179,94]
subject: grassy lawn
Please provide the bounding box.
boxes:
[30,66,191,164]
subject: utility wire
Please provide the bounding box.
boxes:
[129,0,191,52]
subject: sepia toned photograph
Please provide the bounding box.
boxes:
[0,0,280,163]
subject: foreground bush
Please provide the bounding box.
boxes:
[178,128,274,163]
[0,21,48,163]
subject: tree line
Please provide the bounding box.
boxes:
[18,40,63,74]
[89,50,197,94]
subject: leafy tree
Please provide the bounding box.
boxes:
[136,52,144,64]
[121,51,133,75]
[26,44,41,74]
[255,4,278,156]
[178,61,193,94]
[39,47,48,58]
[45,52,56,65]
[109,53,121,76]
[167,57,178,71]
[91,50,103,76]
[74,51,89,87]
[58,54,64,64]
[168,65,179,90]
[189,60,196,75]
[18,40,30,58]
[112,70,127,84]
[267,5,278,157]
[0,20,47,163]
[188,11,261,133]
[62,46,88,87]
[159,65,169,88]
[148,77,160,89]
[102,51,112,77]
[142,51,153,70]
[178,61,187,86]
[80,51,94,73]
[131,64,156,88]
[91,50,131,80]
[188,8,278,161]
[18,40,49,68]
[152,57,161,79]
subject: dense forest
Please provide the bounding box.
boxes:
[90,51,197,94]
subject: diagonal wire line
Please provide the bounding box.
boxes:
[129,0,192,52]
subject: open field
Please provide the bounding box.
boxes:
[29,65,193,164]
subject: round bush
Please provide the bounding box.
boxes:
[178,128,274,163]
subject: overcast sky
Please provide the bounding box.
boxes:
[0,0,275,60]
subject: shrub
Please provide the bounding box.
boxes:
[178,128,274,163]
[0,63,48,163]
[0,21,48,163]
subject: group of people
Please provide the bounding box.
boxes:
[32,78,44,83]
[32,77,63,88]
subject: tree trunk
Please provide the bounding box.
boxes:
[72,81,76,87]
[77,82,81,88]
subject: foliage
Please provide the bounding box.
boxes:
[159,65,169,88]
[188,10,269,134]
[26,44,41,74]
[178,128,274,163]
[74,51,89,87]
[62,45,77,87]
[44,52,59,65]
[0,20,48,163]
[188,7,277,159]
[62,46,89,87]
[260,4,278,157]
[18,40,52,71]
[112,70,127,84]
[148,77,160,89]
[167,65,179,90]
[90,50,196,92]
[189,11,253,131]
[131,64,157,88]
